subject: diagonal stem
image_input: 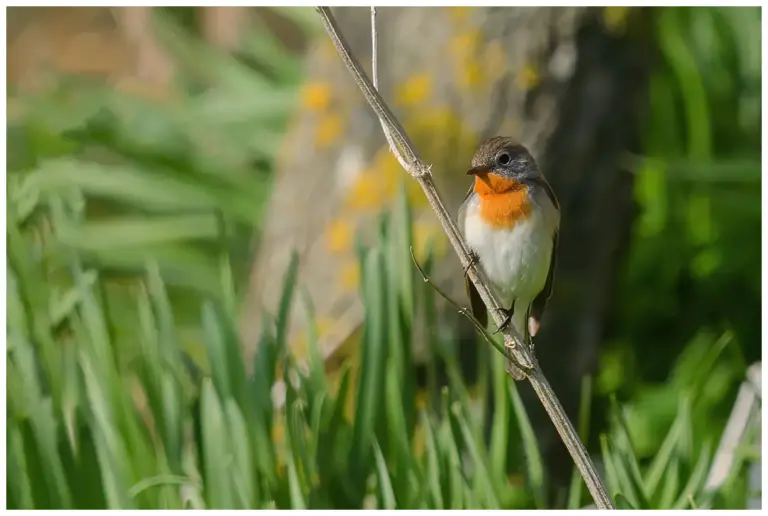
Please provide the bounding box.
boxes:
[314,6,615,510]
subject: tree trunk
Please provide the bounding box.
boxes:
[240,6,651,492]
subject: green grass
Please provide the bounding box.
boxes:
[601,8,760,481]
[6,183,758,509]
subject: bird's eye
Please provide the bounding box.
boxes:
[496,152,512,167]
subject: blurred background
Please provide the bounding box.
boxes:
[6,6,761,510]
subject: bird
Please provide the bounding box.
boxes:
[457,136,560,378]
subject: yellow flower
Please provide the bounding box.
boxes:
[315,112,344,148]
[325,218,354,254]
[301,82,332,111]
[345,170,384,211]
[447,6,475,23]
[450,31,481,60]
[341,261,361,290]
[395,73,432,107]
[372,148,401,194]
[344,149,401,211]
[459,61,485,91]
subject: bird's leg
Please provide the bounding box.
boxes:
[493,299,516,336]
[523,307,532,352]
[526,323,534,354]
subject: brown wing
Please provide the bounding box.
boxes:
[465,267,488,329]
[529,232,557,335]
[528,176,559,336]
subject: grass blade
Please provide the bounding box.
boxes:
[673,443,713,509]
[614,493,637,509]
[440,416,465,509]
[599,434,622,501]
[350,248,388,471]
[489,352,510,487]
[373,440,397,509]
[129,475,199,500]
[287,399,312,492]
[200,379,234,509]
[201,302,233,401]
[608,397,651,508]
[324,364,353,458]
[308,391,326,475]
[452,403,500,508]
[508,381,545,508]
[79,353,133,509]
[284,405,308,510]
[603,435,643,509]
[567,375,593,509]
[225,399,255,508]
[384,360,414,472]
[657,456,681,508]
[645,396,689,496]
[301,289,327,399]
[7,420,35,509]
[275,251,301,351]
[422,412,445,509]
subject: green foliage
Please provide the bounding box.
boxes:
[7,8,307,301]
[7,181,755,509]
[602,4,760,460]
[600,396,711,509]
[7,8,310,378]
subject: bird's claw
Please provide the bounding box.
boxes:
[463,252,479,279]
[493,299,516,336]
[493,310,512,336]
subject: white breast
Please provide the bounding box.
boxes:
[463,197,556,310]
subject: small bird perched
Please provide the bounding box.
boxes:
[458,137,560,378]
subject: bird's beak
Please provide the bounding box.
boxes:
[467,166,490,176]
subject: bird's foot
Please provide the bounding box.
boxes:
[493,299,516,336]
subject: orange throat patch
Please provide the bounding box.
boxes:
[474,174,531,229]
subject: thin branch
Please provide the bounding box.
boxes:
[408,246,529,372]
[316,6,615,509]
[371,7,379,89]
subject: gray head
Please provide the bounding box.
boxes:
[467,137,540,180]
